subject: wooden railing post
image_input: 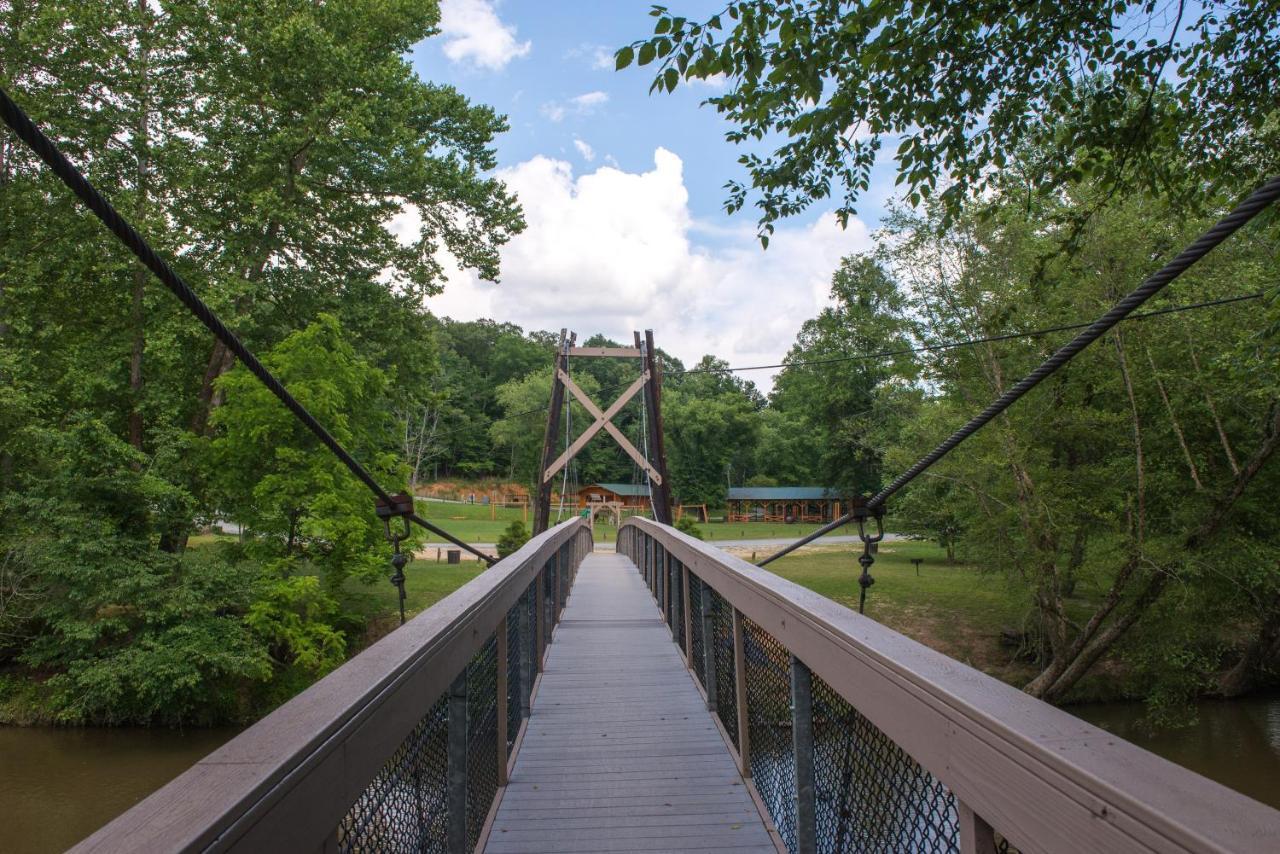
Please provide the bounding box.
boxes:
[496,616,509,787]
[791,655,816,854]
[959,802,999,854]
[447,668,468,854]
[701,583,717,714]
[732,607,751,777]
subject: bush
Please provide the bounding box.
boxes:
[497,521,530,558]
[675,515,704,540]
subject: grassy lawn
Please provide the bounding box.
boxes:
[338,559,486,646]
[693,521,837,541]
[412,498,530,542]
[756,540,1038,685]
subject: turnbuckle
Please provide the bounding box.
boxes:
[850,500,885,615]
[376,492,415,626]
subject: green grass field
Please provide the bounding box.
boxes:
[339,559,485,637]
[191,510,1090,690]
[760,540,1036,684]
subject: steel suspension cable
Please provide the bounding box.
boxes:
[0,87,495,566]
[758,175,1280,568]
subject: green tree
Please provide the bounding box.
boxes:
[878,174,1280,707]
[770,256,914,495]
[496,520,530,558]
[2,418,270,725]
[210,315,401,590]
[665,359,761,505]
[491,369,601,490]
[620,2,1280,238]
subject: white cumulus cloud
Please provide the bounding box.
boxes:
[426,150,872,390]
[564,43,616,70]
[438,0,530,71]
[541,90,609,122]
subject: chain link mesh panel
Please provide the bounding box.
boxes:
[710,588,739,750]
[810,673,959,853]
[742,616,798,851]
[688,572,706,691]
[337,693,449,853]
[466,635,500,851]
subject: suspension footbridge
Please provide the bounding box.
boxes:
[4,88,1280,853]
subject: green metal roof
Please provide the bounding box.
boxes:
[581,483,651,497]
[727,487,838,501]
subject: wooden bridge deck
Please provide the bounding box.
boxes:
[485,552,777,853]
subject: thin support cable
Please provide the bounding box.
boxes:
[679,292,1266,376]
[640,376,657,520]
[556,364,571,524]
[0,88,496,566]
[421,290,1263,448]
[758,176,1280,568]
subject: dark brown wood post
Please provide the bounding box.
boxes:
[701,584,717,714]
[496,616,509,786]
[791,655,816,854]
[519,584,533,718]
[732,608,751,777]
[447,669,468,853]
[640,330,673,524]
[534,567,545,670]
[959,802,999,854]
[533,330,570,534]
[681,564,693,663]
[552,549,560,623]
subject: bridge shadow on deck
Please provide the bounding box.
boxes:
[486,552,777,853]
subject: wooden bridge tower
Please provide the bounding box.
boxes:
[532,329,673,533]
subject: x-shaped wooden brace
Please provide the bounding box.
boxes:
[542,368,663,485]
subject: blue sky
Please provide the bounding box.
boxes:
[405,1,903,385]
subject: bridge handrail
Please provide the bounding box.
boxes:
[73,516,591,853]
[621,517,1279,853]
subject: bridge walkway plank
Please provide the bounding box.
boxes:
[484,551,776,854]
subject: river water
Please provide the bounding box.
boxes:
[0,725,239,854]
[2,697,1277,852]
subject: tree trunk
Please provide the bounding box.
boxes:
[1217,590,1280,698]
[127,0,151,452]
[1027,402,1280,702]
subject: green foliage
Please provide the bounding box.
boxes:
[621,2,1280,238]
[490,368,601,489]
[2,418,271,724]
[674,515,703,540]
[0,0,523,725]
[872,165,1280,704]
[665,356,761,505]
[768,256,915,495]
[246,570,346,674]
[496,521,531,558]
[211,316,400,589]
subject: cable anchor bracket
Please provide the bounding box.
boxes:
[850,500,886,615]
[376,492,415,625]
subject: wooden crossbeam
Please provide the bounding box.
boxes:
[542,370,662,485]
[567,346,641,358]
